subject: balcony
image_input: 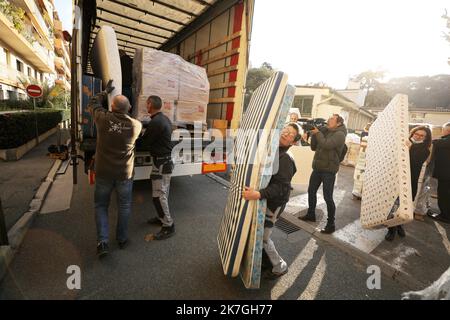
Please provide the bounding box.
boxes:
[55,38,71,66]
[54,19,62,38]
[54,56,64,73]
[12,0,53,50]
[0,10,54,73]
[55,75,70,91]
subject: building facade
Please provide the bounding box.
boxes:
[0,0,70,100]
[293,85,376,132]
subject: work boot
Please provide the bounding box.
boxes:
[385,227,396,241]
[397,225,406,238]
[97,242,109,258]
[320,224,335,234]
[118,239,129,249]
[299,214,316,222]
[154,224,175,240]
[432,214,450,224]
[147,217,163,226]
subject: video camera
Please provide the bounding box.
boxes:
[297,118,327,146]
[300,118,327,133]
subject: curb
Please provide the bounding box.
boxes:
[0,159,62,282]
[281,212,426,291]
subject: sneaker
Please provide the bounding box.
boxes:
[97,242,109,258]
[154,225,175,240]
[299,214,316,222]
[397,225,406,238]
[118,239,129,249]
[263,267,288,280]
[147,217,163,226]
[320,224,335,234]
[385,228,395,241]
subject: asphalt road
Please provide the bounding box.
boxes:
[0,169,410,300]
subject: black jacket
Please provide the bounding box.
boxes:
[259,147,297,212]
[409,142,430,199]
[432,133,450,181]
[140,112,173,157]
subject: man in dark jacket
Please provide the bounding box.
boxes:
[91,92,142,257]
[140,95,176,239]
[299,114,347,234]
[429,122,450,224]
[243,123,299,279]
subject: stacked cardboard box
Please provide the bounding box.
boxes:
[132,48,209,125]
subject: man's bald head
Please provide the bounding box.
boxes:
[111,95,131,114]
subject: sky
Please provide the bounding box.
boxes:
[249,0,450,89]
[53,0,72,34]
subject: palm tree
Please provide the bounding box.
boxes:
[18,76,64,109]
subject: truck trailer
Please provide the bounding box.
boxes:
[70,0,255,182]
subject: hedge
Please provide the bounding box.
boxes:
[0,99,32,111]
[0,110,64,149]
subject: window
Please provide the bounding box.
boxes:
[34,70,38,79]
[28,67,32,77]
[40,72,43,82]
[293,95,314,116]
[7,90,17,100]
[3,48,10,66]
[16,60,23,73]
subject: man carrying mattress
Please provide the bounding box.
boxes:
[140,95,176,240]
[242,123,300,279]
[90,82,142,258]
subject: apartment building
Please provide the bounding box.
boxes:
[0,0,70,100]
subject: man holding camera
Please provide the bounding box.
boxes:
[299,114,347,234]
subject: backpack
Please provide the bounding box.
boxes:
[339,144,348,162]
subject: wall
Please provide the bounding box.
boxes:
[313,103,342,120]
[422,112,450,126]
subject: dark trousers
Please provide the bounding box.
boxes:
[437,180,450,220]
[307,170,336,225]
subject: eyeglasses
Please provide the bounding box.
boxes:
[413,132,426,138]
[281,128,297,137]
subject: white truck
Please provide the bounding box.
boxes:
[70,0,255,182]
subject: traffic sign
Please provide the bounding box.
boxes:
[26,84,43,98]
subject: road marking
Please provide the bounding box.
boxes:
[433,222,450,255]
[298,253,327,300]
[271,238,318,300]
[333,219,386,254]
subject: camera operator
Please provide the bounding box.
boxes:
[299,114,347,234]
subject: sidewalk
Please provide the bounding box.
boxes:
[0,132,66,231]
[282,165,450,290]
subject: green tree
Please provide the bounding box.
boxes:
[353,70,392,109]
[244,62,275,110]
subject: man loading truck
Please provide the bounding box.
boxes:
[89,83,142,258]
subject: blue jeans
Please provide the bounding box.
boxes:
[307,171,337,224]
[94,177,133,243]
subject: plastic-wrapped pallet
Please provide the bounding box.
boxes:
[132,48,209,125]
